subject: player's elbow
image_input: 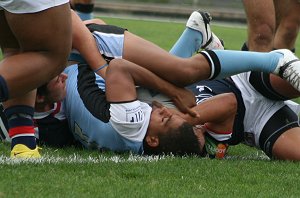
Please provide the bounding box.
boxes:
[224,93,237,115]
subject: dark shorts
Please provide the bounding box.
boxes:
[259,105,299,158]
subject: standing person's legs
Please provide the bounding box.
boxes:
[242,0,300,100]
[242,0,276,51]
[268,0,300,98]
[0,2,72,158]
[274,0,300,50]
[0,3,72,98]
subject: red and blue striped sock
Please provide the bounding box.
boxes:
[4,105,36,149]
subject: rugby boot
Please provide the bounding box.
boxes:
[186,10,224,50]
[273,49,300,92]
[11,144,41,158]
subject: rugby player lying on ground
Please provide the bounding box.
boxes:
[3,10,300,158]
[69,10,299,158]
[96,21,300,159]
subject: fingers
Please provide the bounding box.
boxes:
[186,108,200,118]
[178,103,199,118]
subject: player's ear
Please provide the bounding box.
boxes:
[145,135,159,147]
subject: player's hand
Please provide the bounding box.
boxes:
[171,87,199,118]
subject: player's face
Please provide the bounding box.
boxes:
[148,101,186,135]
[46,73,68,102]
[148,101,205,152]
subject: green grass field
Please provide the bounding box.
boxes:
[1,16,300,198]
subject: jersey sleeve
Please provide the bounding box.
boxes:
[109,101,152,142]
[77,64,111,122]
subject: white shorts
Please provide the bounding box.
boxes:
[0,0,69,14]
[231,72,286,147]
[93,31,124,59]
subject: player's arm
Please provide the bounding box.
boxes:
[105,59,197,116]
[71,10,108,78]
[175,93,237,131]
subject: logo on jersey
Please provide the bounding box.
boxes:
[196,85,212,92]
[126,107,144,123]
[205,134,228,159]
[193,85,214,104]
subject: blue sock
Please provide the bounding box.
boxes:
[200,50,282,79]
[11,136,36,150]
[74,3,94,21]
[169,28,203,58]
[77,11,93,21]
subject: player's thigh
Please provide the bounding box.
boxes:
[272,127,300,160]
[4,3,72,55]
[273,0,290,26]
[123,31,184,76]
[277,0,300,28]
[0,10,19,50]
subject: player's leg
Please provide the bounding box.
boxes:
[248,72,300,100]
[122,10,225,86]
[242,0,276,51]
[124,29,300,90]
[0,103,9,142]
[0,2,72,158]
[267,0,300,99]
[168,28,203,58]
[170,11,300,99]
[1,3,72,98]
[71,10,108,78]
[122,10,222,69]
[0,11,38,157]
[123,30,211,87]
[123,14,300,90]
[274,0,300,50]
[272,128,300,160]
[245,0,300,100]
[169,11,223,58]
[259,105,300,160]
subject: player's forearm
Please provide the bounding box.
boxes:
[106,59,198,116]
[71,10,107,78]
[182,93,237,125]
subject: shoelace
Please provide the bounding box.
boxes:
[284,67,300,89]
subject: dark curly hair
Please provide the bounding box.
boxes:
[143,122,202,156]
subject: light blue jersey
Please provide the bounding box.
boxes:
[63,65,144,154]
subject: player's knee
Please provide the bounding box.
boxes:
[107,59,127,73]
[251,24,275,45]
[43,52,70,80]
[49,41,72,74]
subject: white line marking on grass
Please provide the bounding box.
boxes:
[0,153,173,165]
[225,151,270,161]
